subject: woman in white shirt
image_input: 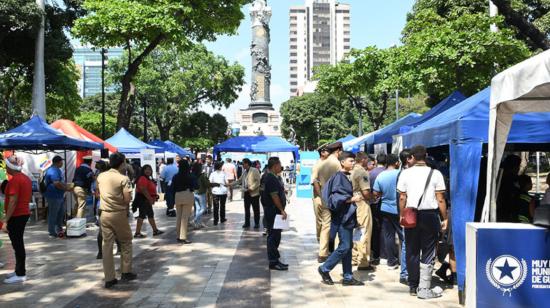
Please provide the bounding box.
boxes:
[209,162,228,226]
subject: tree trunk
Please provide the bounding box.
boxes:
[491,0,550,50]
[116,34,165,130]
[154,115,171,141]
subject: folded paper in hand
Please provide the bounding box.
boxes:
[273,214,290,230]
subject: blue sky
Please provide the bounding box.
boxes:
[202,0,416,121]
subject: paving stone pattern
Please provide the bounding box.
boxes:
[0,193,462,308]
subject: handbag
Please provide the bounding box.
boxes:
[401,169,434,229]
[533,204,550,228]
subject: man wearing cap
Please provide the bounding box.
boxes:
[44,155,73,238]
[96,152,136,288]
[1,155,32,284]
[311,145,329,247]
[312,141,342,263]
[73,156,95,218]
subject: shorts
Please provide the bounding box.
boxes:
[138,202,154,219]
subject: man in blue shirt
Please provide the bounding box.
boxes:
[373,154,406,277]
[44,156,73,238]
[369,153,386,265]
[161,158,179,217]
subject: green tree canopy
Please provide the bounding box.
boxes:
[0,0,83,130]
[402,9,531,104]
[280,93,358,149]
[73,0,250,130]
[108,45,243,140]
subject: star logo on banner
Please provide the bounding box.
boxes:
[496,259,517,280]
[486,255,527,296]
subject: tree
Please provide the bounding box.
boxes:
[183,138,214,156]
[174,111,229,145]
[409,0,550,51]
[280,93,357,149]
[73,0,250,130]
[315,47,393,132]
[0,0,83,129]
[113,45,243,140]
[75,112,117,137]
[401,9,531,104]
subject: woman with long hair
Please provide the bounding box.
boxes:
[172,160,197,244]
[192,162,208,229]
[209,161,228,226]
[133,164,164,238]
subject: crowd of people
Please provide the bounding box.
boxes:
[310,141,453,299]
[0,151,292,288]
[0,139,539,299]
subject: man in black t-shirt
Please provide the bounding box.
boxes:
[260,157,288,271]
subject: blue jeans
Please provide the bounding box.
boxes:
[194,193,206,224]
[401,237,408,279]
[321,224,353,281]
[47,198,65,236]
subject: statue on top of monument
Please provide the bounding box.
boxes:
[251,0,271,29]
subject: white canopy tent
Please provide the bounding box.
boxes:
[483,49,550,222]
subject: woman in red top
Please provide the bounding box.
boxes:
[133,165,164,238]
[1,155,32,284]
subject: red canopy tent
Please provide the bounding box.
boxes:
[50,120,117,166]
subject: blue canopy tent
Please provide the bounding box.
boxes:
[213,136,299,161]
[164,141,195,160]
[398,91,466,135]
[400,87,550,291]
[367,113,421,153]
[343,131,377,153]
[0,115,103,150]
[148,140,173,154]
[336,134,356,143]
[106,128,161,153]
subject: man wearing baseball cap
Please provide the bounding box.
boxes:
[1,155,32,284]
[44,155,73,238]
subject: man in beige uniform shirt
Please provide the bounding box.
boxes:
[97,152,137,288]
[311,145,329,243]
[350,152,374,270]
[312,142,342,263]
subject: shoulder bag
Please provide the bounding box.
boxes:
[401,169,434,229]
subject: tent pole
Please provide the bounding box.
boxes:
[537,151,540,194]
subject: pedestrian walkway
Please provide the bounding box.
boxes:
[0,195,461,308]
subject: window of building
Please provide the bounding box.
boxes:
[252,113,269,124]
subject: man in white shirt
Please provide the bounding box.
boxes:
[222,158,237,202]
[397,145,448,299]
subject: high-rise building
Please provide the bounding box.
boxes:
[73,46,123,98]
[289,0,351,96]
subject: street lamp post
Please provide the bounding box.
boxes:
[101,48,107,140]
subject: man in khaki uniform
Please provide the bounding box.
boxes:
[311,145,329,244]
[96,152,136,288]
[312,142,342,263]
[350,152,374,270]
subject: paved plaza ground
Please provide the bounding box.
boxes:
[0,194,461,308]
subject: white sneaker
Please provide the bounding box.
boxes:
[4,275,26,284]
[6,272,16,279]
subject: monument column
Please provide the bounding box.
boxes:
[250,0,273,110]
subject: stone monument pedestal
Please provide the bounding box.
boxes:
[235,108,281,136]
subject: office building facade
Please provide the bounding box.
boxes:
[289,0,350,96]
[73,46,123,98]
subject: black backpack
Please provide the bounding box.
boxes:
[39,168,49,194]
